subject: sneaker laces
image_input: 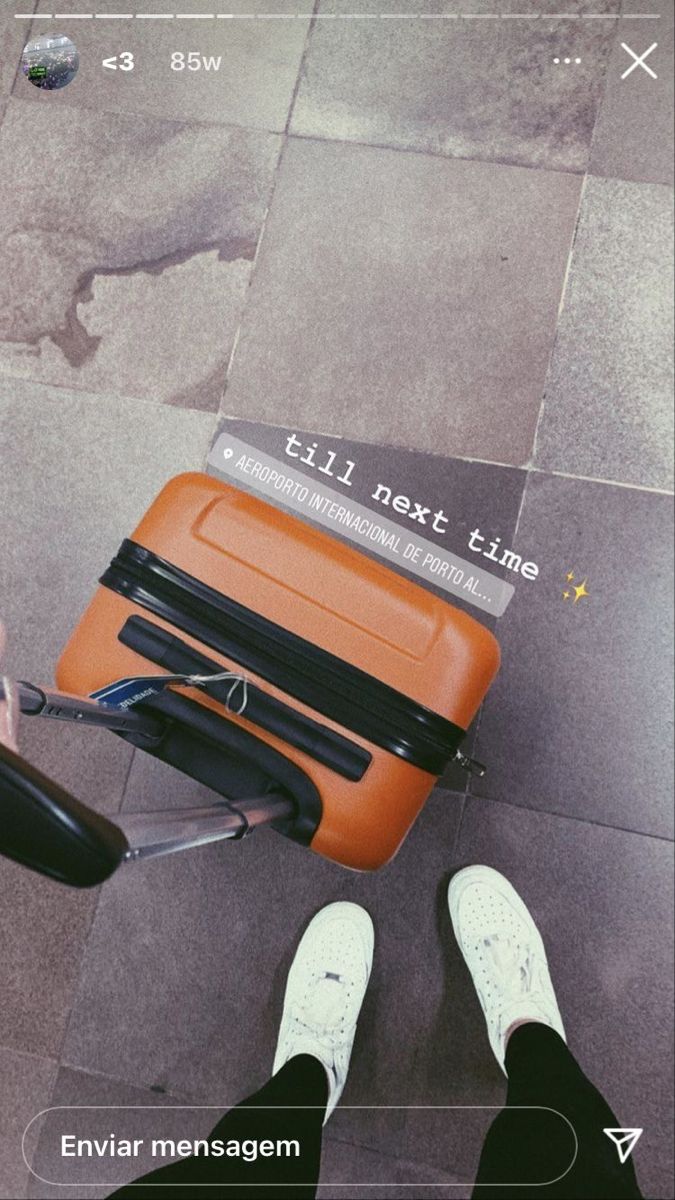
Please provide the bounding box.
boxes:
[481,933,551,1029]
[484,933,534,992]
[289,972,352,1047]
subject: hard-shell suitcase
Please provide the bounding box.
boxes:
[55,472,500,871]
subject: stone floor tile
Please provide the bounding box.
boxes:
[473,471,674,838]
[291,0,620,172]
[16,0,312,133]
[222,138,581,465]
[534,175,674,490]
[0,1047,56,1200]
[0,99,280,410]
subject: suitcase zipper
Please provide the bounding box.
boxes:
[101,540,465,775]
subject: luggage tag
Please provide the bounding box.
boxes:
[90,670,248,714]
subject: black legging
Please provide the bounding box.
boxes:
[472,1023,642,1198]
[109,1055,327,1200]
[110,1026,643,1199]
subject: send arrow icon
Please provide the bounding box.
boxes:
[603,1128,643,1164]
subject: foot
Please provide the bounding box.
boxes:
[272,901,374,1122]
[448,865,565,1074]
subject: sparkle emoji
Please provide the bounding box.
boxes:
[573,579,589,603]
[563,571,590,603]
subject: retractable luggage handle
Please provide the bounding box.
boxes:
[15,680,166,740]
[0,680,295,887]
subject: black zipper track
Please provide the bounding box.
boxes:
[100,540,465,775]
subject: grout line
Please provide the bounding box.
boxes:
[586,19,624,167]
[52,1057,190,1102]
[527,170,589,475]
[509,467,533,558]
[216,0,320,413]
[466,792,675,845]
[117,746,138,815]
[219,410,673,497]
[0,1041,59,1067]
[9,0,40,96]
[450,792,469,854]
[20,1060,62,1200]
[526,0,632,485]
[287,126,588,178]
[527,465,673,495]
[50,763,140,1070]
[52,882,107,1068]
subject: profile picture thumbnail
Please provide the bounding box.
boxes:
[22,33,79,91]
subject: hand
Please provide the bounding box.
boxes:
[0,623,19,752]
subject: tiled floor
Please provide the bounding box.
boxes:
[0,101,280,410]
[25,1069,203,1200]
[473,470,674,838]
[589,0,674,186]
[534,175,674,490]
[21,0,313,131]
[1,6,673,1200]
[0,379,216,795]
[222,138,582,463]
[0,1049,57,1200]
[291,0,621,172]
[0,6,36,102]
[453,800,675,1199]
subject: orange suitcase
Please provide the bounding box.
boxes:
[55,472,500,872]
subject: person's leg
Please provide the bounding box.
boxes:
[110,1053,327,1200]
[109,902,374,1200]
[473,1022,642,1199]
[448,866,643,1199]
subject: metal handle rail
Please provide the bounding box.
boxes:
[119,792,295,862]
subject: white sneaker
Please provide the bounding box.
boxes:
[448,865,566,1074]
[272,901,374,1122]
